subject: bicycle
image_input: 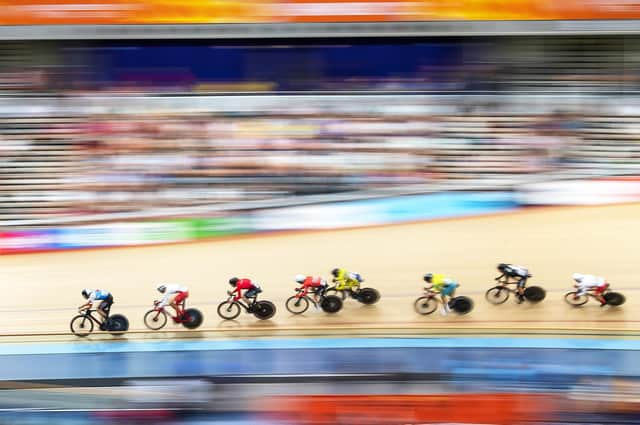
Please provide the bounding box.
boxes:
[325,282,380,305]
[485,274,546,304]
[285,287,343,314]
[217,291,276,320]
[414,289,474,315]
[70,306,129,337]
[143,299,204,330]
[564,286,626,307]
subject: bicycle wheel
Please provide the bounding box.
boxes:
[325,286,347,300]
[604,292,626,306]
[286,296,310,314]
[356,288,380,305]
[182,308,204,329]
[70,314,94,337]
[320,295,343,313]
[450,296,474,315]
[217,301,241,320]
[414,296,438,315]
[107,314,129,335]
[524,286,546,303]
[564,291,588,306]
[254,301,276,320]
[144,309,168,330]
[485,286,509,304]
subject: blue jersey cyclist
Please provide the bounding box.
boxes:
[423,273,459,315]
[79,288,114,325]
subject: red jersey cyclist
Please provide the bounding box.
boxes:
[229,277,262,303]
[295,274,328,306]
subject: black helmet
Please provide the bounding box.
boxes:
[331,268,340,277]
[81,288,91,299]
[423,273,433,283]
[497,263,508,272]
[229,277,239,286]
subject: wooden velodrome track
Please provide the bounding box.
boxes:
[1,203,639,342]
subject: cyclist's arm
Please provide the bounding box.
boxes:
[158,292,172,308]
[232,286,243,301]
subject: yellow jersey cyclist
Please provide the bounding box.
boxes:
[424,273,459,315]
[331,268,364,295]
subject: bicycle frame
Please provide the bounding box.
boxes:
[152,299,187,320]
[77,309,105,327]
[224,294,258,312]
[293,288,321,307]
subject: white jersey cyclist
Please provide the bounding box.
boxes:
[157,284,189,308]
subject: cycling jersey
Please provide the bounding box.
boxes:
[159,284,189,307]
[231,278,259,301]
[88,289,110,304]
[333,269,362,290]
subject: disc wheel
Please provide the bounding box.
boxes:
[217,301,241,320]
[450,296,473,315]
[70,314,94,337]
[107,314,129,335]
[524,286,546,303]
[564,291,588,306]
[320,295,343,313]
[414,296,438,315]
[485,286,509,305]
[144,309,168,330]
[357,288,380,305]
[286,296,310,314]
[182,308,204,329]
[253,301,276,320]
[604,292,626,306]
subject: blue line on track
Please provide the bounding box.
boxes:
[2,337,640,356]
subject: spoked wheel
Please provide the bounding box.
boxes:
[414,296,438,315]
[217,301,241,320]
[107,314,129,335]
[286,296,310,314]
[320,295,343,313]
[144,309,168,330]
[485,286,510,305]
[524,286,546,303]
[604,292,626,307]
[254,301,276,320]
[70,314,94,337]
[356,288,380,305]
[182,308,204,329]
[325,286,347,300]
[564,291,588,306]
[449,296,474,315]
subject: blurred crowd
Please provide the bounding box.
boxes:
[1,37,640,224]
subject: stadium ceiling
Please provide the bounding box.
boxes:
[0,21,639,40]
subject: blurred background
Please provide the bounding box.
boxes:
[2,1,640,424]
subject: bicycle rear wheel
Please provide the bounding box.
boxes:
[604,292,626,306]
[449,296,473,315]
[254,301,276,320]
[357,288,380,305]
[524,286,546,303]
[144,309,168,330]
[182,308,204,329]
[70,314,94,337]
[320,295,343,313]
[414,296,438,315]
[107,314,129,335]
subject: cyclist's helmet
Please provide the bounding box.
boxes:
[229,277,239,286]
[572,273,584,282]
[295,274,306,284]
[497,263,508,272]
[331,268,340,277]
[423,273,433,283]
[157,284,166,293]
[81,288,91,299]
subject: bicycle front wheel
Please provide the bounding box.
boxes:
[286,296,310,314]
[217,301,241,320]
[144,309,168,330]
[485,287,509,305]
[70,314,94,337]
[414,296,438,315]
[564,291,588,306]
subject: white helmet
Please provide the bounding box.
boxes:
[572,273,584,282]
[295,274,306,283]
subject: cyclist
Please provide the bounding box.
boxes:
[295,274,328,306]
[156,284,189,319]
[79,288,113,328]
[331,268,363,296]
[229,277,261,303]
[423,273,459,316]
[572,273,609,306]
[496,263,530,303]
